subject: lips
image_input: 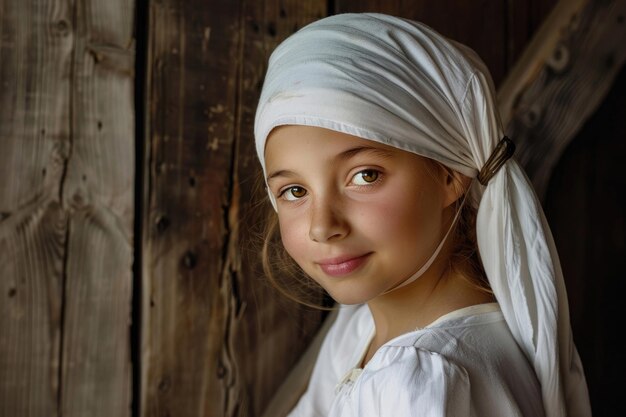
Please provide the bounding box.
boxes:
[316,253,372,277]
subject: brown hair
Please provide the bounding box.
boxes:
[261,211,332,309]
[427,161,492,297]
[258,158,492,309]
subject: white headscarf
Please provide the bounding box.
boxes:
[254,13,590,417]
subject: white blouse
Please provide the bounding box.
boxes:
[288,303,544,417]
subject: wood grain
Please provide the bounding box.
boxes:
[0,1,72,415]
[502,0,626,200]
[141,0,242,415]
[0,0,135,415]
[60,1,135,415]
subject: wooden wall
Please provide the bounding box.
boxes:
[5,0,624,416]
[0,0,135,416]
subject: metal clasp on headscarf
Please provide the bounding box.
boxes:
[477,136,516,186]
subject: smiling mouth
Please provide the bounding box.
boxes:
[317,253,372,277]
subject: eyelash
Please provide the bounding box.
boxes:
[276,169,383,202]
[278,186,307,201]
[350,169,382,187]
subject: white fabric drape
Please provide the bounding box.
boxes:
[254,13,590,417]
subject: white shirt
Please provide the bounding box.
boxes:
[288,303,544,417]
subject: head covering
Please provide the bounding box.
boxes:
[254,13,590,417]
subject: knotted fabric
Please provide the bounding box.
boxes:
[254,13,590,417]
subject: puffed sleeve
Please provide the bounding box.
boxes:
[350,347,472,417]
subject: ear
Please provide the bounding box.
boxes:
[441,168,471,209]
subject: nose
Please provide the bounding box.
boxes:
[308,197,349,242]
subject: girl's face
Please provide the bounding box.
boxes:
[265,125,457,305]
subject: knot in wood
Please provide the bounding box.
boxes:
[522,104,543,128]
[547,43,570,73]
[54,20,71,36]
[155,215,170,233]
[182,251,197,269]
[158,377,171,393]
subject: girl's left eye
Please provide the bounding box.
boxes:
[280,186,307,201]
[351,169,380,185]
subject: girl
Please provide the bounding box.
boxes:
[254,13,591,417]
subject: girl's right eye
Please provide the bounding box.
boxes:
[280,186,307,201]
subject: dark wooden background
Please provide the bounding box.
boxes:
[1,0,624,416]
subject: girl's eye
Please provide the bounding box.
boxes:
[281,186,307,201]
[351,169,380,185]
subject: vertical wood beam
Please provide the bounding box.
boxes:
[0,1,72,414]
[0,0,135,415]
[61,0,135,415]
[141,0,241,415]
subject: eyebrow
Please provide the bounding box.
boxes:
[336,145,394,161]
[266,145,394,182]
[266,169,297,182]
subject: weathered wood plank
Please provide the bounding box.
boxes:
[0,0,135,415]
[500,0,626,199]
[60,0,135,414]
[0,203,67,416]
[141,0,242,415]
[235,3,328,416]
[0,1,73,415]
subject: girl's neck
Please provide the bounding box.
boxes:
[362,266,494,367]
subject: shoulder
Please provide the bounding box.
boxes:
[397,306,542,400]
[388,304,525,370]
[363,346,470,393]
[352,347,471,416]
[349,306,544,416]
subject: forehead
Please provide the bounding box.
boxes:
[265,125,403,163]
[263,125,436,184]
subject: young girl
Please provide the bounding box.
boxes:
[254,13,591,417]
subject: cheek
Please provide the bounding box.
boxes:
[277,214,308,261]
[354,189,442,248]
